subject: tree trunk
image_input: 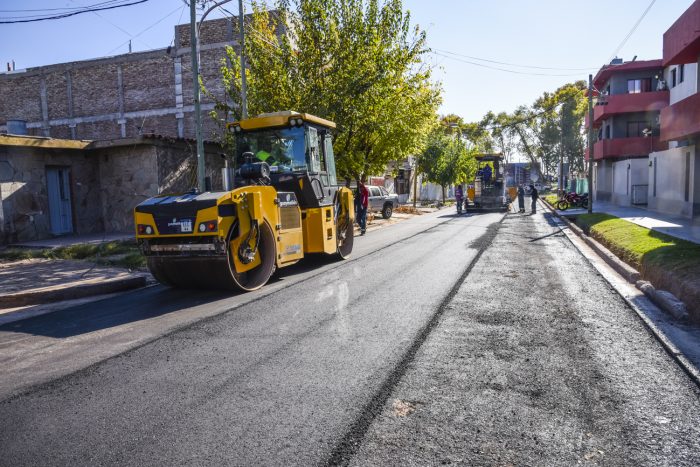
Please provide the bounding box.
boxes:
[513,124,544,183]
[442,185,446,204]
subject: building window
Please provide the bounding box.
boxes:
[679,64,685,84]
[671,68,677,87]
[627,121,649,137]
[627,78,651,93]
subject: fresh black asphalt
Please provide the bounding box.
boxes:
[348,208,700,466]
[1,206,699,466]
[0,209,501,465]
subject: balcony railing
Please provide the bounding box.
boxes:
[660,92,700,142]
[585,91,669,128]
[585,136,667,160]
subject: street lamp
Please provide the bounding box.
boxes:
[190,0,247,193]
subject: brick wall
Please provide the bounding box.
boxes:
[0,14,274,143]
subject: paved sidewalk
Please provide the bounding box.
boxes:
[557,200,700,244]
[0,259,149,323]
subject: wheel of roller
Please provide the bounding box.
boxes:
[335,197,354,259]
[228,220,277,292]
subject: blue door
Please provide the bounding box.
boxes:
[46,167,73,235]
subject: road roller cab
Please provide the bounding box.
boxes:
[134,111,354,292]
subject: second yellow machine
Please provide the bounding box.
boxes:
[133,111,354,291]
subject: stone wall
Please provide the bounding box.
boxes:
[96,145,159,233]
[0,146,102,243]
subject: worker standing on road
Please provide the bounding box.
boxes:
[455,184,463,215]
[356,179,369,235]
[517,184,525,213]
[529,184,539,214]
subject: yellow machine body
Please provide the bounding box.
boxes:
[134,111,354,292]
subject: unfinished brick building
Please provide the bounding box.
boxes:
[0,16,251,141]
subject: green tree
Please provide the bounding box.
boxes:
[481,81,586,185]
[418,127,476,202]
[214,0,441,182]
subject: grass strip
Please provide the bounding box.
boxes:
[576,213,700,320]
[575,213,700,271]
[544,194,558,206]
[0,241,145,269]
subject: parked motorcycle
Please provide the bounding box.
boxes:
[555,192,588,210]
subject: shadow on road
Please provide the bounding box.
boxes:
[0,286,233,339]
[1,254,347,339]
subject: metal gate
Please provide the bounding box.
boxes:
[631,184,648,205]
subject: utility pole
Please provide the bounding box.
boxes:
[238,0,248,119]
[412,159,418,208]
[559,114,564,198]
[587,74,594,214]
[190,0,206,192]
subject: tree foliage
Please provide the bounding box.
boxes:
[418,123,476,201]
[214,0,441,181]
[480,81,587,182]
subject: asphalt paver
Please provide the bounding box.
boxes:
[348,206,700,466]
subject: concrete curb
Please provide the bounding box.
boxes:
[541,199,700,387]
[542,200,685,314]
[0,275,148,308]
[547,207,640,283]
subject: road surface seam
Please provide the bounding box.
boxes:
[324,214,505,466]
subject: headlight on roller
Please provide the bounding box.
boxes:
[137,224,154,235]
[198,220,218,232]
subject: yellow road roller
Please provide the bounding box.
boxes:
[133,111,354,291]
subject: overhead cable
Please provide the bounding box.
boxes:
[0,0,149,24]
[608,0,657,62]
[430,51,592,77]
[432,49,596,71]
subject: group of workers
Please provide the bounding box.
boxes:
[517,184,538,214]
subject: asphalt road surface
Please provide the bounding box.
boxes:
[1,206,699,466]
[0,208,501,465]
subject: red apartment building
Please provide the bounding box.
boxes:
[653,0,700,219]
[585,59,669,206]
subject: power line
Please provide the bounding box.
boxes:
[430,51,590,77]
[0,0,129,14]
[106,4,185,55]
[482,90,584,132]
[68,0,154,50]
[0,0,149,24]
[432,49,596,72]
[608,0,657,62]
